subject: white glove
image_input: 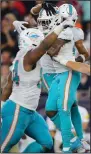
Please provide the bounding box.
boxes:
[61,19,74,29]
[53,55,75,66]
[13,20,28,34]
[53,19,74,36]
[53,56,68,65]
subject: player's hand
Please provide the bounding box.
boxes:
[61,19,74,29]
[13,21,28,34]
[42,2,57,16]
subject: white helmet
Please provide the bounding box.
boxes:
[18,28,44,50]
[37,7,60,35]
[59,4,78,26]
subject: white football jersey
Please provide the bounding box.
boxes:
[9,57,41,111]
[40,27,74,74]
[53,27,75,73]
[72,27,84,42]
[40,54,55,74]
[72,27,84,57]
[41,27,84,74]
[9,28,45,110]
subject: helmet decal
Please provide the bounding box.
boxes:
[59,4,78,26]
[69,4,73,16]
[30,34,40,38]
[29,33,40,41]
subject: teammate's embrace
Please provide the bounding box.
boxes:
[30,2,90,153]
[1,17,74,152]
[45,4,90,153]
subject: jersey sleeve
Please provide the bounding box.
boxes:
[72,27,84,42]
[58,27,73,41]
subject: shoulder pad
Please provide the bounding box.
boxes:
[72,27,84,42]
[58,27,73,40]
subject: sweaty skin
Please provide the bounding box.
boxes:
[23,32,63,71]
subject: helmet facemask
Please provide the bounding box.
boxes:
[37,7,60,35]
[37,18,52,35]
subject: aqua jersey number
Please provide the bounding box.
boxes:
[12,60,20,85]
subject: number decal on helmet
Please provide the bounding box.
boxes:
[69,4,73,15]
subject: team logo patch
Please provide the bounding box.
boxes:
[28,33,40,41]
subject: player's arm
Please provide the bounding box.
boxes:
[47,27,73,57]
[24,32,60,69]
[24,20,74,71]
[30,4,42,16]
[30,2,57,21]
[66,61,90,75]
[1,72,12,101]
[47,38,70,57]
[75,40,89,62]
[53,56,90,75]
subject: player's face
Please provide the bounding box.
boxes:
[37,19,51,36]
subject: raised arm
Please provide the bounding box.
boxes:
[30,2,57,16]
[30,2,57,22]
[47,38,70,57]
[24,20,74,71]
[24,32,60,69]
[30,4,42,16]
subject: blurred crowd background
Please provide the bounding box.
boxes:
[1,0,90,152]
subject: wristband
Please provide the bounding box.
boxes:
[53,25,63,36]
[59,58,68,65]
[53,56,68,65]
[80,54,85,62]
[53,56,75,66]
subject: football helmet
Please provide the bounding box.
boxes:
[59,4,78,26]
[18,28,44,50]
[37,7,60,35]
